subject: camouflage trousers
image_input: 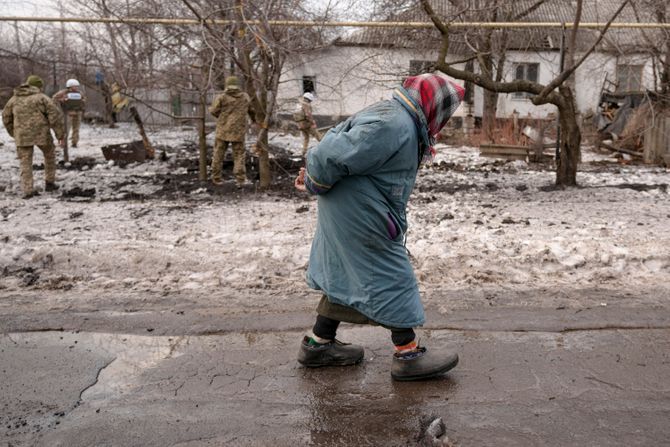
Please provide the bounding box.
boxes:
[211,139,246,184]
[16,143,56,195]
[66,112,81,146]
[301,127,322,156]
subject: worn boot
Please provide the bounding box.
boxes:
[45,182,59,192]
[391,347,458,381]
[22,190,39,199]
[297,335,364,367]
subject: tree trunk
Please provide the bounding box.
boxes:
[256,126,271,189]
[661,40,670,96]
[555,87,581,186]
[100,82,116,127]
[13,21,25,81]
[482,90,498,143]
[198,92,208,182]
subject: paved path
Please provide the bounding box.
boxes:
[2,306,670,446]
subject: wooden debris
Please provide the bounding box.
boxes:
[479,143,553,162]
[599,141,643,158]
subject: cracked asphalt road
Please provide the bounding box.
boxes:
[2,299,670,447]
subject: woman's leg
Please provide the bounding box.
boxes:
[298,312,364,367]
[390,327,417,351]
[312,314,340,341]
[390,327,459,381]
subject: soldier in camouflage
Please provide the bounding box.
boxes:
[209,76,256,187]
[53,78,86,147]
[293,92,322,157]
[2,75,65,198]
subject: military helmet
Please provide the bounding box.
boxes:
[303,92,315,102]
[66,79,80,88]
[225,76,240,89]
[26,75,44,89]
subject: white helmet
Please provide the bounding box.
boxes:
[66,79,80,88]
[303,92,314,102]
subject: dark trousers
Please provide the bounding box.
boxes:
[313,314,416,347]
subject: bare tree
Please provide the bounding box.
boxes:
[421,0,630,187]
[434,1,551,142]
[630,0,670,97]
[179,0,327,189]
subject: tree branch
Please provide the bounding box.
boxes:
[535,0,630,101]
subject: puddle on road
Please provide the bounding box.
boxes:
[6,328,669,446]
[4,329,456,445]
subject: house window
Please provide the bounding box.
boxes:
[512,63,539,99]
[409,60,436,76]
[616,64,643,92]
[302,76,316,95]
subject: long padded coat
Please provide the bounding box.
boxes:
[303,89,433,328]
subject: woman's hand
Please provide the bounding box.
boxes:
[294,167,307,192]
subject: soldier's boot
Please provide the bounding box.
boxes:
[297,335,364,367]
[22,191,40,199]
[391,346,458,381]
[236,179,253,189]
[45,182,60,192]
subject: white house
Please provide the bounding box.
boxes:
[277,0,661,126]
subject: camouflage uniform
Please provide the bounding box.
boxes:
[2,83,64,197]
[209,78,255,185]
[294,97,322,156]
[53,88,86,147]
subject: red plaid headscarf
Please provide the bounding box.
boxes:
[402,72,465,138]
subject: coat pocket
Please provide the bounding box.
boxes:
[385,212,401,241]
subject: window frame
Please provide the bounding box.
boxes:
[616,64,643,93]
[512,62,539,99]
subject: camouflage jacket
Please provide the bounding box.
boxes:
[209,88,255,142]
[2,84,64,146]
[294,98,316,130]
[53,88,87,115]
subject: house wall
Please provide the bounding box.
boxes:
[279,46,656,124]
[495,51,560,119]
[277,46,467,124]
[501,51,656,119]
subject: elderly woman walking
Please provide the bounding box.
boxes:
[295,72,464,381]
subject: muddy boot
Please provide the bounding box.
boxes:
[297,335,364,367]
[391,347,458,381]
[22,190,39,199]
[45,182,59,192]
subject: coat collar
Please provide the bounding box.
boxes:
[392,87,432,156]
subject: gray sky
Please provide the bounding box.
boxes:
[0,0,59,16]
[1,0,373,19]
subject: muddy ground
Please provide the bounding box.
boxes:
[1,133,670,446]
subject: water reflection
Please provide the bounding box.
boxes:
[297,358,457,446]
